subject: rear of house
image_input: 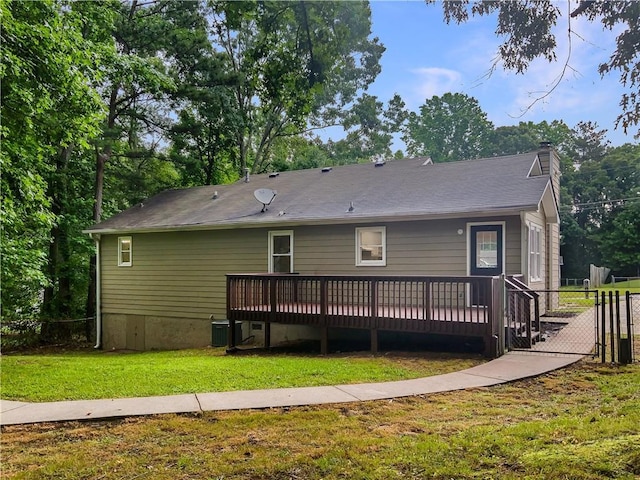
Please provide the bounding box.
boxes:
[87,146,560,352]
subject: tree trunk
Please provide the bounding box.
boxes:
[85,147,107,324]
[85,85,117,323]
[42,146,73,341]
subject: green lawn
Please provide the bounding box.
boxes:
[561,278,640,294]
[2,356,638,479]
[596,279,640,293]
[555,280,640,315]
[0,347,483,402]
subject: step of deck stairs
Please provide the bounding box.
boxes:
[506,322,541,349]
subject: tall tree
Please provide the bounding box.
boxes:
[207,1,384,174]
[428,0,640,138]
[169,51,241,186]
[269,136,330,172]
[488,120,574,157]
[403,93,493,162]
[597,201,640,276]
[322,93,407,164]
[566,121,611,166]
[562,142,639,277]
[86,1,211,320]
[1,0,108,323]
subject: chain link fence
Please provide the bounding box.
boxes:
[1,317,94,351]
[507,288,637,363]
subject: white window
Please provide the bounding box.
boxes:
[269,231,293,273]
[118,236,132,267]
[356,226,386,266]
[529,225,542,281]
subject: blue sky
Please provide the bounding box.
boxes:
[360,0,637,148]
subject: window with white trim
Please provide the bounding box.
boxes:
[529,225,542,281]
[268,231,293,273]
[356,227,386,266]
[118,236,132,267]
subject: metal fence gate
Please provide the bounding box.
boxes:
[506,288,637,363]
[599,291,636,364]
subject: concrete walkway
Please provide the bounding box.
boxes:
[0,351,585,426]
[533,308,597,354]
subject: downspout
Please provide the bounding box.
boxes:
[90,233,102,349]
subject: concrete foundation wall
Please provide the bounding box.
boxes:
[102,313,213,351]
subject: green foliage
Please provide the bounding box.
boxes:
[169,60,242,185]
[562,142,639,277]
[270,136,330,172]
[206,0,385,174]
[403,93,493,162]
[1,0,108,321]
[488,120,574,157]
[93,0,199,217]
[322,93,408,164]
[598,202,640,274]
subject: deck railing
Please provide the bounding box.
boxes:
[227,274,504,357]
[506,276,540,349]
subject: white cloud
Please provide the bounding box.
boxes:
[368,1,636,145]
[408,67,463,106]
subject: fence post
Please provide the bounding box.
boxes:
[609,291,615,363]
[626,291,633,363]
[601,291,606,363]
[615,291,622,363]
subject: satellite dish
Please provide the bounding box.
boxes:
[254,188,277,212]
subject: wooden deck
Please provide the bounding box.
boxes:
[227,274,505,357]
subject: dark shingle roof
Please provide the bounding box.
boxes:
[86,152,552,233]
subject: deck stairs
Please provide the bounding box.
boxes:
[506,276,541,349]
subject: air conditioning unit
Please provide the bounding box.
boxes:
[211,321,242,347]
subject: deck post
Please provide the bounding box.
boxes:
[371,328,378,354]
[266,276,277,349]
[264,322,271,348]
[226,276,238,353]
[424,279,431,321]
[320,327,328,354]
[370,279,379,354]
[227,318,237,352]
[320,278,328,354]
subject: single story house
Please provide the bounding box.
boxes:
[85,145,561,353]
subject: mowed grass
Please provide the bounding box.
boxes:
[2,354,638,479]
[594,279,640,295]
[555,280,639,315]
[0,347,483,402]
[561,279,640,294]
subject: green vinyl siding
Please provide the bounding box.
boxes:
[100,216,523,325]
[101,229,266,321]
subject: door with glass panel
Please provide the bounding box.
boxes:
[469,225,503,305]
